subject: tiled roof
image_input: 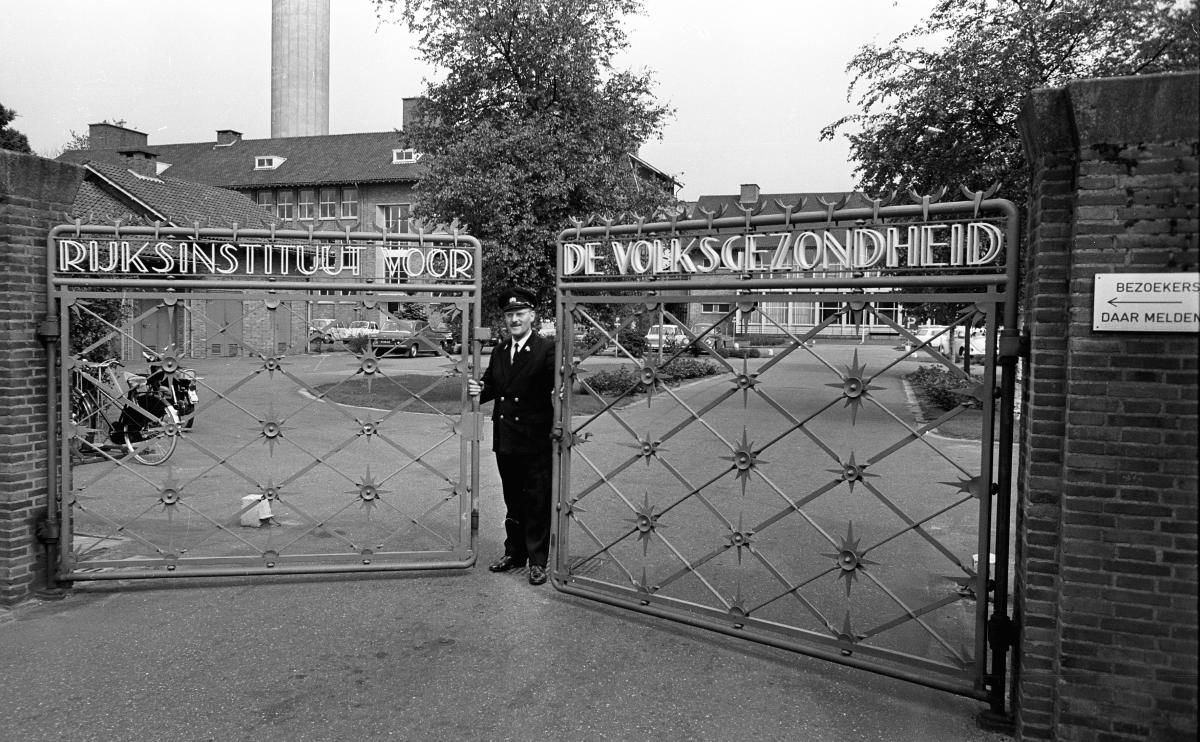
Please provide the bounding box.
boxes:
[71,159,282,229]
[148,131,425,189]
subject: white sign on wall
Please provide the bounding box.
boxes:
[1093,273,1200,333]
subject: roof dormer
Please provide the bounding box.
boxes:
[254,155,286,170]
[392,148,422,164]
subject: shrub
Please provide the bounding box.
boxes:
[582,327,610,351]
[658,357,720,381]
[581,358,721,397]
[584,366,640,396]
[345,335,369,355]
[907,364,973,411]
[617,327,647,358]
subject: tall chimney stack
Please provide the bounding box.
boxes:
[271,0,330,138]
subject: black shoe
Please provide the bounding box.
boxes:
[528,565,547,585]
[488,555,525,572]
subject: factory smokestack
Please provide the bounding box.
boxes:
[271,0,330,138]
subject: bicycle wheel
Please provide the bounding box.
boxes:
[70,392,99,457]
[126,404,179,466]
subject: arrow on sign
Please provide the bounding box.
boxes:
[1107,298,1183,306]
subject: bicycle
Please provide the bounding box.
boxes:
[69,358,180,465]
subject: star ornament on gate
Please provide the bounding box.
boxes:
[731,356,760,407]
[256,403,285,455]
[256,353,288,380]
[821,521,878,596]
[826,452,876,493]
[354,346,386,393]
[157,474,183,516]
[624,492,664,555]
[348,466,390,515]
[723,428,765,486]
[941,474,988,500]
[622,432,662,465]
[825,350,884,424]
[725,514,755,564]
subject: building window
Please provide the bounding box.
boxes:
[319,189,337,219]
[276,191,294,220]
[254,156,285,170]
[392,148,421,164]
[340,188,358,219]
[340,246,360,272]
[256,191,274,212]
[701,303,732,313]
[298,189,315,221]
[380,204,411,233]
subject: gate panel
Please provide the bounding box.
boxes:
[552,198,1019,709]
[49,226,483,579]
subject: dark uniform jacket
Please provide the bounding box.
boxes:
[478,332,556,455]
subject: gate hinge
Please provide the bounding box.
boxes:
[36,318,61,343]
[997,330,1027,361]
[987,613,1018,650]
[36,517,61,545]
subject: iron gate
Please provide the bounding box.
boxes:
[551,194,1019,712]
[47,224,484,580]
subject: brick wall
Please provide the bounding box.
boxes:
[0,151,83,604]
[1016,72,1198,741]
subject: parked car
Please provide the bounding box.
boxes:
[687,323,730,356]
[958,328,989,358]
[374,319,427,357]
[308,318,343,344]
[645,323,685,350]
[374,319,459,357]
[911,324,953,354]
[346,320,380,338]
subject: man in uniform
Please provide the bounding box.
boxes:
[467,287,556,585]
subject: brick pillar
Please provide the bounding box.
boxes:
[1016,72,1198,741]
[0,151,83,604]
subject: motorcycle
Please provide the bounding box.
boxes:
[142,350,200,429]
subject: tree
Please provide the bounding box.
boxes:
[1,103,32,154]
[823,0,1199,200]
[374,0,677,322]
[821,0,1198,323]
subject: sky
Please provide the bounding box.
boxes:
[0,0,937,200]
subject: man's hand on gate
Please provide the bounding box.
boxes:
[467,378,482,397]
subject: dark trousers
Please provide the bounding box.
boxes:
[495,450,553,568]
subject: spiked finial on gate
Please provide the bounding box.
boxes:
[816,193,849,222]
[959,183,1001,217]
[907,186,948,222]
[773,197,808,226]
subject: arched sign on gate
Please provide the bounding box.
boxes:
[551,191,1020,715]
[46,224,484,580]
